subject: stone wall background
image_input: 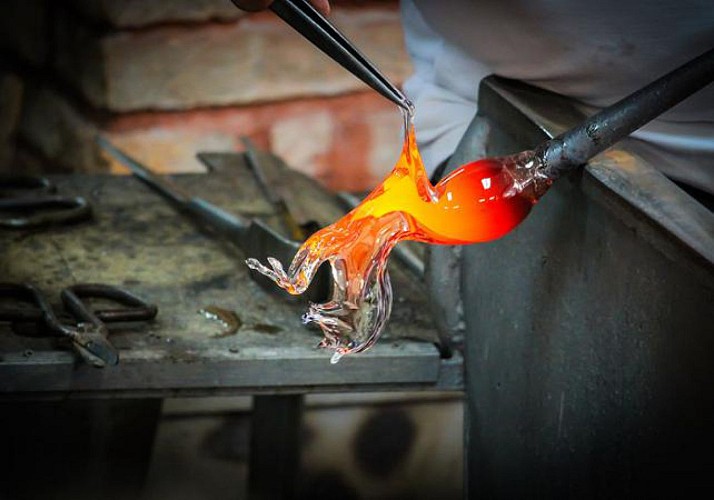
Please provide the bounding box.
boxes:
[0,0,411,191]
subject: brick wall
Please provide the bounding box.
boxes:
[0,0,411,191]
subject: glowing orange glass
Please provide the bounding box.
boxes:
[247,121,550,363]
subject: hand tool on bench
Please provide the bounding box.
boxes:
[241,138,331,301]
[0,283,157,367]
[0,175,92,229]
[231,0,412,113]
[97,136,330,302]
[241,137,321,240]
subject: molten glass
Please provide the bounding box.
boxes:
[247,120,552,363]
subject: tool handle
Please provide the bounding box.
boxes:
[61,284,157,323]
[537,47,714,178]
[0,175,55,195]
[0,196,91,229]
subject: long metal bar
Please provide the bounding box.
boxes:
[248,395,303,500]
[97,136,190,204]
[97,136,252,242]
[537,47,714,178]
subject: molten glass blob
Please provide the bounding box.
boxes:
[246,125,551,363]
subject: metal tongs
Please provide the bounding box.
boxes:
[0,283,157,368]
[233,0,413,112]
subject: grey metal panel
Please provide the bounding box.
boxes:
[459,77,714,497]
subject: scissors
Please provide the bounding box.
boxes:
[0,174,92,229]
[0,283,158,368]
[231,0,413,113]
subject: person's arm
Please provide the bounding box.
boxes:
[231,0,331,16]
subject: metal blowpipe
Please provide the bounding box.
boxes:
[536,47,714,178]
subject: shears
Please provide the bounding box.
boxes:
[0,175,91,229]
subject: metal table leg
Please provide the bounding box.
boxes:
[248,394,304,500]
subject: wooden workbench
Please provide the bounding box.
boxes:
[0,152,461,398]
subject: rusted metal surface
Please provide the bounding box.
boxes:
[0,153,454,398]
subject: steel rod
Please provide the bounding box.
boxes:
[537,47,714,178]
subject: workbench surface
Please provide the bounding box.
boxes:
[0,153,460,398]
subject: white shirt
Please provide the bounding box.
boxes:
[402,0,714,194]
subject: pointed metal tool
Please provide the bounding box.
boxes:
[97,136,330,302]
[231,0,413,113]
